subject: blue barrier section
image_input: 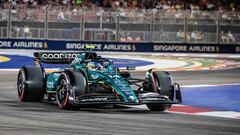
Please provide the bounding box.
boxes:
[0,55,153,69]
[182,85,240,112]
[0,38,240,53]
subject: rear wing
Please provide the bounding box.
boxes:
[33,52,97,64]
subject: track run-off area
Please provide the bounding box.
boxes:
[0,50,240,135]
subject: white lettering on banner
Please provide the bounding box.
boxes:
[236,47,240,52]
[66,43,84,49]
[188,46,216,52]
[103,44,132,51]
[0,41,11,47]
[66,43,102,50]
[154,45,217,52]
[13,41,43,48]
[153,45,187,51]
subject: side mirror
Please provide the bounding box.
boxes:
[174,83,180,91]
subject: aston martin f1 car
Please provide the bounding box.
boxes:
[17,51,182,111]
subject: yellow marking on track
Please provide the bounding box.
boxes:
[0,56,11,62]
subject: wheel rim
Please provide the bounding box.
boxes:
[17,71,25,101]
[57,79,68,107]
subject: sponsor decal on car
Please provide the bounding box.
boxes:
[80,97,108,102]
[142,97,166,101]
[91,74,99,79]
[40,53,80,59]
[47,82,54,88]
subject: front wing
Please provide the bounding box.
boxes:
[69,91,182,106]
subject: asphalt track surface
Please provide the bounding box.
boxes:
[0,69,240,135]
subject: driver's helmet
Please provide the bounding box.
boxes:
[86,61,103,70]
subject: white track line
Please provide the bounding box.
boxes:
[128,105,240,119]
[181,83,240,88]
[196,111,240,119]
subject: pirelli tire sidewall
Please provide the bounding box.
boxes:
[152,71,174,99]
[146,70,174,111]
[56,72,71,109]
[56,70,88,109]
[17,66,45,102]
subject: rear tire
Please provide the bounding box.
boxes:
[17,66,45,102]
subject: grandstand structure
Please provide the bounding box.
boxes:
[0,1,239,44]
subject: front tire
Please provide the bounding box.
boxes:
[145,71,173,111]
[56,71,88,110]
[56,73,72,109]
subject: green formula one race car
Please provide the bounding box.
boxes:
[17,51,182,111]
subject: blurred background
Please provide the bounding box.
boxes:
[0,1,240,132]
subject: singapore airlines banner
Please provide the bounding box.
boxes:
[0,39,239,53]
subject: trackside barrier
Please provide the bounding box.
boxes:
[0,39,240,53]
